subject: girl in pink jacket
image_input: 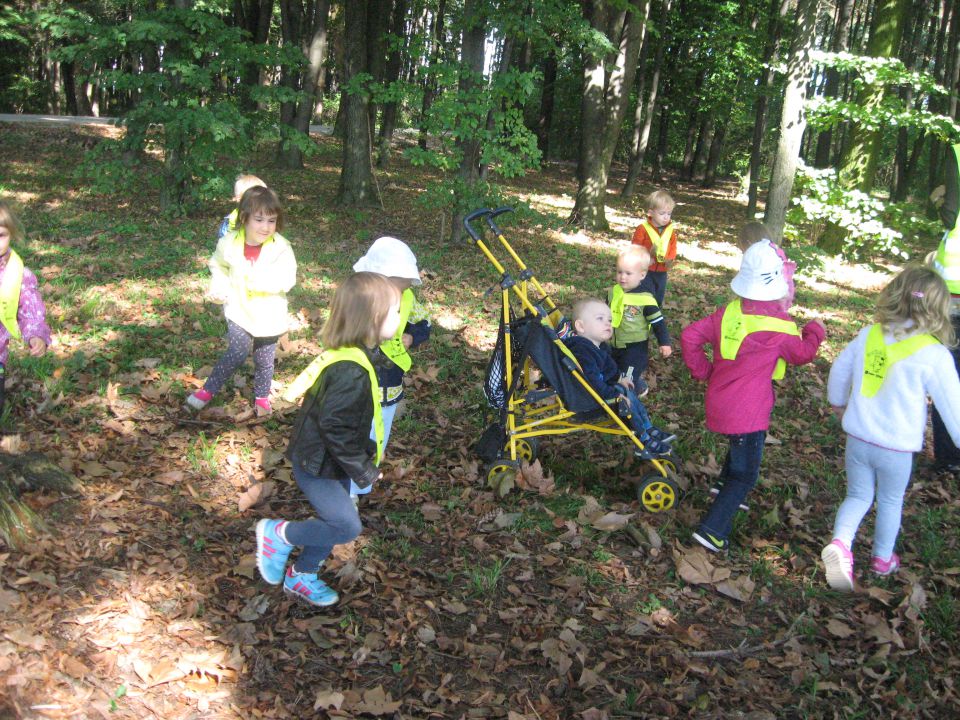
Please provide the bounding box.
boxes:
[681,240,825,552]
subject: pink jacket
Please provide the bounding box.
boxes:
[0,251,51,366]
[681,300,825,434]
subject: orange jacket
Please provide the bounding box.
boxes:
[631,217,678,273]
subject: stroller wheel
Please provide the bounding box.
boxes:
[486,460,520,497]
[637,474,679,513]
[511,436,540,463]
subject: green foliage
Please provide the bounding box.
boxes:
[43,5,307,213]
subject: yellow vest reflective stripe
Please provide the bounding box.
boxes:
[641,220,674,263]
[0,249,24,340]
[608,284,658,344]
[935,143,960,293]
[379,288,414,372]
[860,323,939,397]
[720,299,799,380]
[282,346,384,464]
[227,208,239,233]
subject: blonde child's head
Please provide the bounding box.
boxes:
[571,297,613,345]
[322,272,402,349]
[0,200,25,254]
[736,222,771,253]
[233,174,266,202]
[237,186,284,233]
[876,265,955,345]
[646,189,675,228]
[616,246,651,291]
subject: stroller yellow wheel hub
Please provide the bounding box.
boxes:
[637,476,679,513]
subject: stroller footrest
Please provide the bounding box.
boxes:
[524,389,557,404]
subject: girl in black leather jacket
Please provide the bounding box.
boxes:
[254,272,401,607]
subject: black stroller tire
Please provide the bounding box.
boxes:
[637,474,679,513]
[486,460,520,496]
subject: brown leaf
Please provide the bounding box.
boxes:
[351,685,402,715]
[238,481,275,512]
[825,618,855,639]
[589,512,633,531]
[314,689,345,711]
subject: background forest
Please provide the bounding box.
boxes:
[1,0,958,253]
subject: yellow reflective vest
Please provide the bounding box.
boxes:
[207,229,297,338]
[608,284,658,346]
[379,288,414,372]
[861,323,939,397]
[283,346,384,464]
[0,249,24,340]
[720,299,799,380]
[640,220,674,264]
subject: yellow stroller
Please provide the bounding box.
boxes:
[465,207,681,512]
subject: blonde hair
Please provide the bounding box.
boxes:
[0,200,25,246]
[322,272,400,349]
[646,189,676,212]
[737,222,771,252]
[571,297,607,326]
[617,245,651,271]
[233,174,266,201]
[237,186,284,233]
[876,265,955,345]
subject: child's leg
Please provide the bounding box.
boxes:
[285,466,362,572]
[649,271,667,308]
[871,450,914,559]
[251,335,279,399]
[699,431,765,540]
[619,387,652,433]
[831,435,879,549]
[613,343,649,387]
[203,320,255,395]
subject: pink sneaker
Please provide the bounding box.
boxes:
[185,388,213,411]
[871,553,900,576]
[821,539,855,592]
[254,397,272,416]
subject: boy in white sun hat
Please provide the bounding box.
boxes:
[350,236,431,498]
[680,240,825,553]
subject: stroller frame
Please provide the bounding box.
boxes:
[465,207,679,512]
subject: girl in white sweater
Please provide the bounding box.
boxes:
[822,265,960,591]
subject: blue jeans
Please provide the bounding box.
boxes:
[612,342,650,385]
[615,385,652,436]
[351,401,399,496]
[284,465,362,572]
[647,270,668,308]
[699,431,765,540]
[832,434,914,559]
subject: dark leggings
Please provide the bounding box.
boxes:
[203,319,278,399]
[285,465,363,572]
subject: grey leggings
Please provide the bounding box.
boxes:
[285,465,362,572]
[203,319,278,399]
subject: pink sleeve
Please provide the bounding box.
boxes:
[17,269,52,345]
[681,311,719,381]
[778,320,824,367]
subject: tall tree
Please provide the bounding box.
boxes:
[763,0,819,242]
[569,0,648,229]
[813,0,855,168]
[376,0,409,167]
[337,0,378,205]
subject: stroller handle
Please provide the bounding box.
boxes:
[485,206,514,235]
[463,208,494,241]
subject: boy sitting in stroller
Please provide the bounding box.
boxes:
[563,298,675,458]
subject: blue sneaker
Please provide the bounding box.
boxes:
[283,567,339,607]
[255,519,293,585]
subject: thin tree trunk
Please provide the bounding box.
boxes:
[419,0,447,151]
[621,23,651,197]
[337,0,377,206]
[763,0,819,243]
[650,95,670,182]
[535,51,558,159]
[377,0,409,167]
[366,0,391,136]
[814,0,855,167]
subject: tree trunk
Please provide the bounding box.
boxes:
[689,115,710,181]
[813,0,855,167]
[235,0,275,110]
[703,118,727,188]
[821,0,910,251]
[377,0,409,167]
[621,19,651,197]
[365,0,392,136]
[622,0,670,198]
[650,95,670,182]
[747,0,790,218]
[570,0,648,229]
[418,0,447,151]
[763,0,819,243]
[337,0,378,206]
[535,51,558,159]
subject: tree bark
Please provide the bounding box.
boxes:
[763,0,819,243]
[418,0,447,151]
[377,0,409,167]
[337,0,378,206]
[365,0,392,135]
[813,0,855,167]
[535,51,558,159]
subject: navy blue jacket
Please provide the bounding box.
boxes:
[563,335,620,401]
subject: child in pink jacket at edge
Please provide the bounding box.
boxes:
[0,200,52,415]
[681,240,825,552]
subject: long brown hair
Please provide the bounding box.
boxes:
[0,200,25,246]
[237,186,284,232]
[322,272,400,349]
[876,265,955,346]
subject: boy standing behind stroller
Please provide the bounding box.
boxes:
[563,298,674,458]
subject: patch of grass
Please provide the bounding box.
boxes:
[922,588,957,643]
[364,535,422,563]
[385,508,426,531]
[465,557,510,597]
[541,492,584,519]
[636,593,663,614]
[186,432,218,477]
[913,508,958,569]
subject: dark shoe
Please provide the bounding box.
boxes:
[635,436,670,459]
[693,530,727,553]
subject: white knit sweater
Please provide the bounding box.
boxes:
[828,323,960,452]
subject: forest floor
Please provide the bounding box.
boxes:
[0,123,958,720]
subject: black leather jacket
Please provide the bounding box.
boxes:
[286,354,380,488]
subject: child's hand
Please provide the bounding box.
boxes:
[402,333,414,349]
[618,377,634,391]
[809,319,827,334]
[831,405,845,421]
[28,337,47,357]
[206,292,228,304]
[660,345,673,358]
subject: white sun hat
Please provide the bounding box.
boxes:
[730,239,788,301]
[353,236,422,285]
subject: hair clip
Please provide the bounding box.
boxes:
[912,291,924,298]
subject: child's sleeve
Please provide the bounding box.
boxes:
[779,320,825,367]
[680,312,717,380]
[567,344,618,401]
[925,347,960,447]
[643,304,671,346]
[247,241,297,294]
[207,236,232,299]
[405,296,431,347]
[17,269,51,345]
[826,339,856,407]
[631,225,648,247]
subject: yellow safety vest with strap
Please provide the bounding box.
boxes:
[641,220,674,264]
[379,288,414,372]
[860,323,939,398]
[282,346,384,464]
[720,299,800,380]
[0,249,25,340]
[608,285,658,346]
[934,143,960,294]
